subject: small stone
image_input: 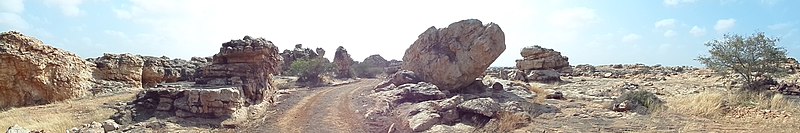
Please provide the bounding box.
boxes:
[102,119,120,132]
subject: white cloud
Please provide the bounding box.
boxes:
[113,8,132,19]
[0,13,29,30]
[549,7,598,29]
[664,30,677,38]
[43,0,85,17]
[714,18,736,33]
[664,0,697,6]
[654,19,677,29]
[689,26,707,37]
[0,0,24,13]
[622,33,641,43]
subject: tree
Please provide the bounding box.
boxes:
[696,32,787,90]
[290,58,333,83]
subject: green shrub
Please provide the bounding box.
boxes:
[696,32,787,91]
[353,62,383,78]
[611,91,664,114]
[290,58,332,83]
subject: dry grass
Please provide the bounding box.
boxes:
[0,93,135,132]
[668,90,799,118]
[668,91,727,117]
[496,112,529,132]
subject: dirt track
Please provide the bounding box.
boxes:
[251,79,382,133]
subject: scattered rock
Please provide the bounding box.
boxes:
[0,31,93,109]
[102,119,121,132]
[409,111,441,132]
[546,91,564,99]
[401,19,506,90]
[6,125,30,133]
[457,98,501,117]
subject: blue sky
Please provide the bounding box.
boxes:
[1,0,798,67]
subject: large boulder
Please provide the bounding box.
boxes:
[401,19,506,90]
[196,36,283,104]
[0,31,93,109]
[92,53,145,87]
[333,46,355,78]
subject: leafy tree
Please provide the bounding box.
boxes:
[290,58,333,83]
[696,32,787,90]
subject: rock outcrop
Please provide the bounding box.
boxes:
[91,54,209,88]
[141,56,208,87]
[92,53,145,87]
[196,36,282,104]
[279,44,323,74]
[512,45,570,82]
[0,31,93,109]
[401,19,506,90]
[362,54,389,68]
[333,46,355,78]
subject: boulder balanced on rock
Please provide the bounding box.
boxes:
[512,45,570,82]
[402,19,506,90]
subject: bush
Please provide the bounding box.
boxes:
[610,91,663,114]
[353,62,383,78]
[696,32,788,91]
[289,58,332,83]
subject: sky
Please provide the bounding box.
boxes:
[1,0,798,67]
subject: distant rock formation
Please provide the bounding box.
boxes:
[362,54,389,68]
[91,53,145,87]
[401,19,506,90]
[511,45,570,82]
[333,46,355,78]
[0,31,93,109]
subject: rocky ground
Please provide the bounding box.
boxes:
[5,19,800,133]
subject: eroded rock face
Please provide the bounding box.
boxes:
[333,46,355,78]
[92,53,145,87]
[0,31,93,109]
[91,54,208,88]
[196,36,282,104]
[402,19,506,90]
[141,56,208,87]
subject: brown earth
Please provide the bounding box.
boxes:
[241,79,387,133]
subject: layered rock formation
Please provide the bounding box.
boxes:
[401,19,506,90]
[196,36,282,104]
[0,31,93,109]
[90,54,208,88]
[512,45,570,82]
[333,46,355,78]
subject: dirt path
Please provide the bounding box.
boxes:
[270,79,381,133]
